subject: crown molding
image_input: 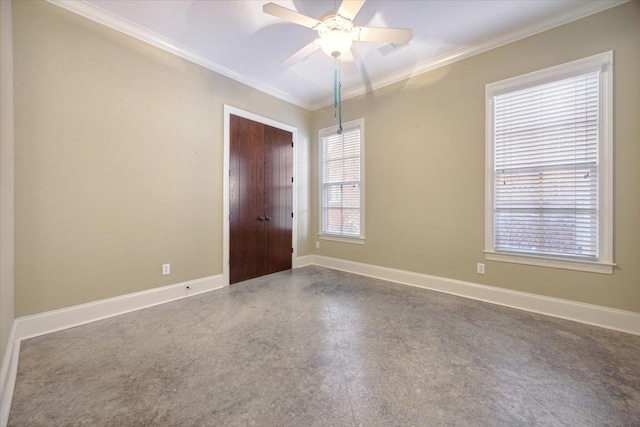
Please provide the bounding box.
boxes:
[309,0,629,110]
[48,0,627,113]
[47,0,314,111]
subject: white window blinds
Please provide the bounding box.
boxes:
[493,72,600,259]
[321,125,362,237]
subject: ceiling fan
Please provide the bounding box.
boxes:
[263,0,413,68]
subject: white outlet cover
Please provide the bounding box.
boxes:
[477,263,485,274]
[162,264,170,275]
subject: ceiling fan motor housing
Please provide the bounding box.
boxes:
[316,16,354,57]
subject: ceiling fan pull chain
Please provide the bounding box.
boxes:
[334,58,339,116]
[337,58,343,135]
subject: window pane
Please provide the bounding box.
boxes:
[321,125,362,237]
[341,209,361,235]
[493,71,600,259]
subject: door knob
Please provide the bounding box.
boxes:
[265,217,272,221]
[258,216,265,221]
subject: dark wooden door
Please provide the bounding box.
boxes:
[229,115,265,284]
[229,115,293,284]
[264,125,293,275]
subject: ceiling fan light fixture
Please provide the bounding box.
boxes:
[319,29,353,58]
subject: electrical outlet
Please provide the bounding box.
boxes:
[162,264,170,275]
[315,241,320,249]
[477,263,485,274]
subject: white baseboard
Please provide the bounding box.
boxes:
[0,322,18,427]
[311,255,640,336]
[294,255,314,268]
[0,275,224,426]
[16,275,224,340]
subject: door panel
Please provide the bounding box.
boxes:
[229,115,293,284]
[264,125,293,275]
[229,115,266,284]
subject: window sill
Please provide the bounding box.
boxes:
[484,250,614,275]
[319,234,365,245]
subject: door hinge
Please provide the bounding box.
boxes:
[291,247,294,253]
[291,142,294,148]
[291,177,294,183]
[291,212,294,218]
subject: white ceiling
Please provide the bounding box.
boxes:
[54,0,625,110]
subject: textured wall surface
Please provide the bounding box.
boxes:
[13,1,311,316]
[11,0,639,318]
[0,0,15,359]
[311,1,640,313]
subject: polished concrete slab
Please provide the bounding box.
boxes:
[8,266,640,426]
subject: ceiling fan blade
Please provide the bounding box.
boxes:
[337,0,366,21]
[339,50,359,76]
[263,3,321,29]
[282,41,320,67]
[355,27,413,44]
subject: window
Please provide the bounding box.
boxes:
[485,52,613,274]
[319,118,365,243]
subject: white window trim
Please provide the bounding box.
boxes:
[318,118,365,244]
[319,234,366,245]
[485,51,614,274]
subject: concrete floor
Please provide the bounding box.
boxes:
[8,266,640,426]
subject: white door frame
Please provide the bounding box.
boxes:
[223,105,298,286]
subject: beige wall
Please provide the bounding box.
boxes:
[13,1,311,316]
[311,1,640,313]
[1,0,15,359]
[10,0,640,318]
